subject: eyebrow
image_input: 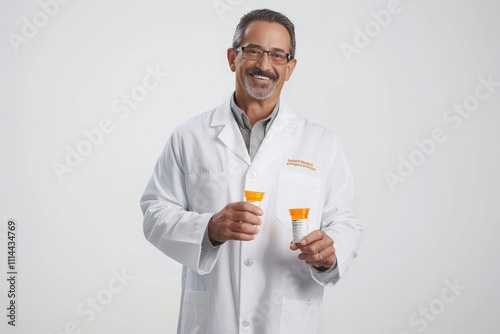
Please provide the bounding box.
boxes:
[244,43,288,53]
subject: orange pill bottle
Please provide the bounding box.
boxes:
[289,208,310,243]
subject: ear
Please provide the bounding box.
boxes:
[227,48,237,72]
[284,58,297,81]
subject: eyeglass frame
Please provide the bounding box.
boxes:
[234,46,293,65]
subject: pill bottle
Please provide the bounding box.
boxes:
[289,208,310,243]
[244,191,265,207]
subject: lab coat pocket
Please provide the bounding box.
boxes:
[179,290,210,334]
[276,170,322,229]
[280,298,319,333]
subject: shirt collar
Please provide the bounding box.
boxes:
[230,93,280,132]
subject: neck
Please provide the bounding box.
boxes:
[234,91,279,126]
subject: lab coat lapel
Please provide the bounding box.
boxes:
[210,97,251,165]
[252,100,304,166]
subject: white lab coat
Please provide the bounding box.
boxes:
[140,96,363,334]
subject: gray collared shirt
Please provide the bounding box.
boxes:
[230,94,279,161]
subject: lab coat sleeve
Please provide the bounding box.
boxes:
[310,138,363,286]
[140,130,221,274]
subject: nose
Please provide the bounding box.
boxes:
[255,51,273,71]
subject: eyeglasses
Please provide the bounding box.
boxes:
[234,46,292,65]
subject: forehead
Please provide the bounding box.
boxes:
[240,20,291,51]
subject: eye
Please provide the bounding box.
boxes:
[270,52,285,59]
[246,48,262,55]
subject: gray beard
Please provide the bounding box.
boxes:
[243,75,277,100]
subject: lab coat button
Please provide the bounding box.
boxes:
[242,320,250,327]
[244,258,253,266]
[248,170,257,178]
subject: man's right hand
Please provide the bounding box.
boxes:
[208,202,263,243]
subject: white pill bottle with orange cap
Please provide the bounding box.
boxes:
[289,208,310,243]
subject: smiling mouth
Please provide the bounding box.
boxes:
[251,74,272,81]
[245,68,277,81]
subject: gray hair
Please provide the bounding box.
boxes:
[232,9,296,59]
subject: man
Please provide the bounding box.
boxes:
[140,8,363,334]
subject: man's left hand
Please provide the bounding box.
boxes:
[289,230,336,268]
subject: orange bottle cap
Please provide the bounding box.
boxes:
[289,208,310,220]
[244,190,265,202]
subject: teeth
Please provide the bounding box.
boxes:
[253,75,270,80]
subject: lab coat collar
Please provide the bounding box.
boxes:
[210,95,305,166]
[210,96,303,128]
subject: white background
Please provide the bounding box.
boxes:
[1,0,499,333]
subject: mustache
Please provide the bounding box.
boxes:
[245,68,278,80]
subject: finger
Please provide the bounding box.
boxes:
[316,253,336,268]
[316,251,324,266]
[289,241,300,251]
[300,245,334,258]
[297,239,335,263]
[298,250,324,262]
[230,221,259,235]
[231,201,264,216]
[300,239,334,256]
[300,248,336,267]
[319,245,335,259]
[230,231,256,241]
[298,251,323,265]
[222,222,257,241]
[299,230,325,247]
[244,202,264,215]
[231,211,262,225]
[300,235,333,255]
